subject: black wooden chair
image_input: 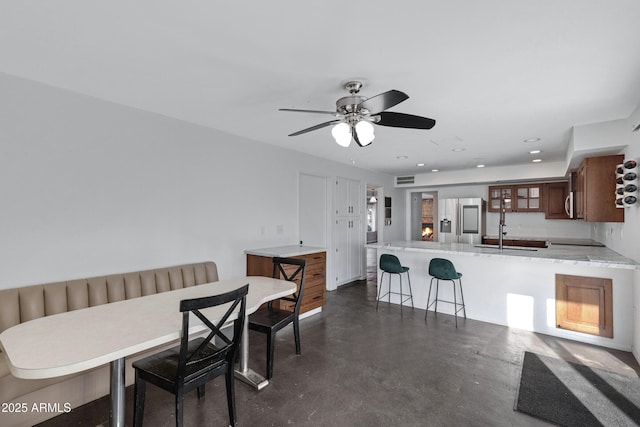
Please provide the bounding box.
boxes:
[248,257,306,380]
[132,284,249,427]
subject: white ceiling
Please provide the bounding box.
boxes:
[2,1,640,176]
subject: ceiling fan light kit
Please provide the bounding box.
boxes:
[280,80,436,148]
[332,122,352,147]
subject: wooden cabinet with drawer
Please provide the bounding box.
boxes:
[246,250,326,314]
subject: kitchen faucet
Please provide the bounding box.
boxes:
[499,191,508,250]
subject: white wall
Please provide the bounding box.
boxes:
[590,106,640,360]
[570,119,628,161]
[407,161,568,187]
[593,108,640,262]
[0,74,404,289]
[484,212,591,239]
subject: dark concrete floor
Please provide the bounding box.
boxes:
[39,255,640,426]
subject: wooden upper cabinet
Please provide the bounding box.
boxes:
[488,185,513,212]
[544,181,570,219]
[488,184,542,213]
[575,161,586,220]
[515,184,542,212]
[575,155,624,222]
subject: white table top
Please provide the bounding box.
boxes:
[0,276,296,379]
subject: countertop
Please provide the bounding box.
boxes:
[245,245,326,258]
[483,236,605,247]
[367,241,638,270]
[546,238,605,247]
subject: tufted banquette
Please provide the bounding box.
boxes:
[0,261,219,427]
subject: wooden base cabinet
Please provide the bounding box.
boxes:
[247,251,326,314]
[481,238,547,248]
[556,274,613,338]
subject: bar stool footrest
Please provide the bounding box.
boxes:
[378,291,414,306]
[426,299,465,313]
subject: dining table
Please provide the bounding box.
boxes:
[0,276,296,427]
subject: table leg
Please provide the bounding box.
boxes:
[234,315,269,390]
[109,357,126,427]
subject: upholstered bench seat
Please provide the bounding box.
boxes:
[0,261,219,427]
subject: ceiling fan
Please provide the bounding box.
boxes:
[279,81,436,147]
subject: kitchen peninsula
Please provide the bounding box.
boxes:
[368,241,638,350]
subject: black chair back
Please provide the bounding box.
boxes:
[177,284,249,383]
[270,257,306,315]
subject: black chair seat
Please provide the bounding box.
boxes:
[248,307,295,333]
[134,338,227,389]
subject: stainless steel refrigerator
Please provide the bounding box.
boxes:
[438,198,486,244]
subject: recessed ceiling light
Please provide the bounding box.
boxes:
[477,164,485,168]
[431,169,439,172]
[532,159,542,163]
[417,163,425,167]
[524,138,541,143]
[529,150,542,154]
[396,155,408,160]
[451,148,466,152]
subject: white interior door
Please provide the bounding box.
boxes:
[299,173,327,247]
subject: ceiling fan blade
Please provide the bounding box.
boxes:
[288,119,342,136]
[352,127,363,147]
[279,108,340,116]
[357,90,409,114]
[376,112,436,129]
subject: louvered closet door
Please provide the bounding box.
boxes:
[335,217,351,284]
[335,177,363,286]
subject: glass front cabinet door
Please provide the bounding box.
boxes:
[488,184,542,212]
